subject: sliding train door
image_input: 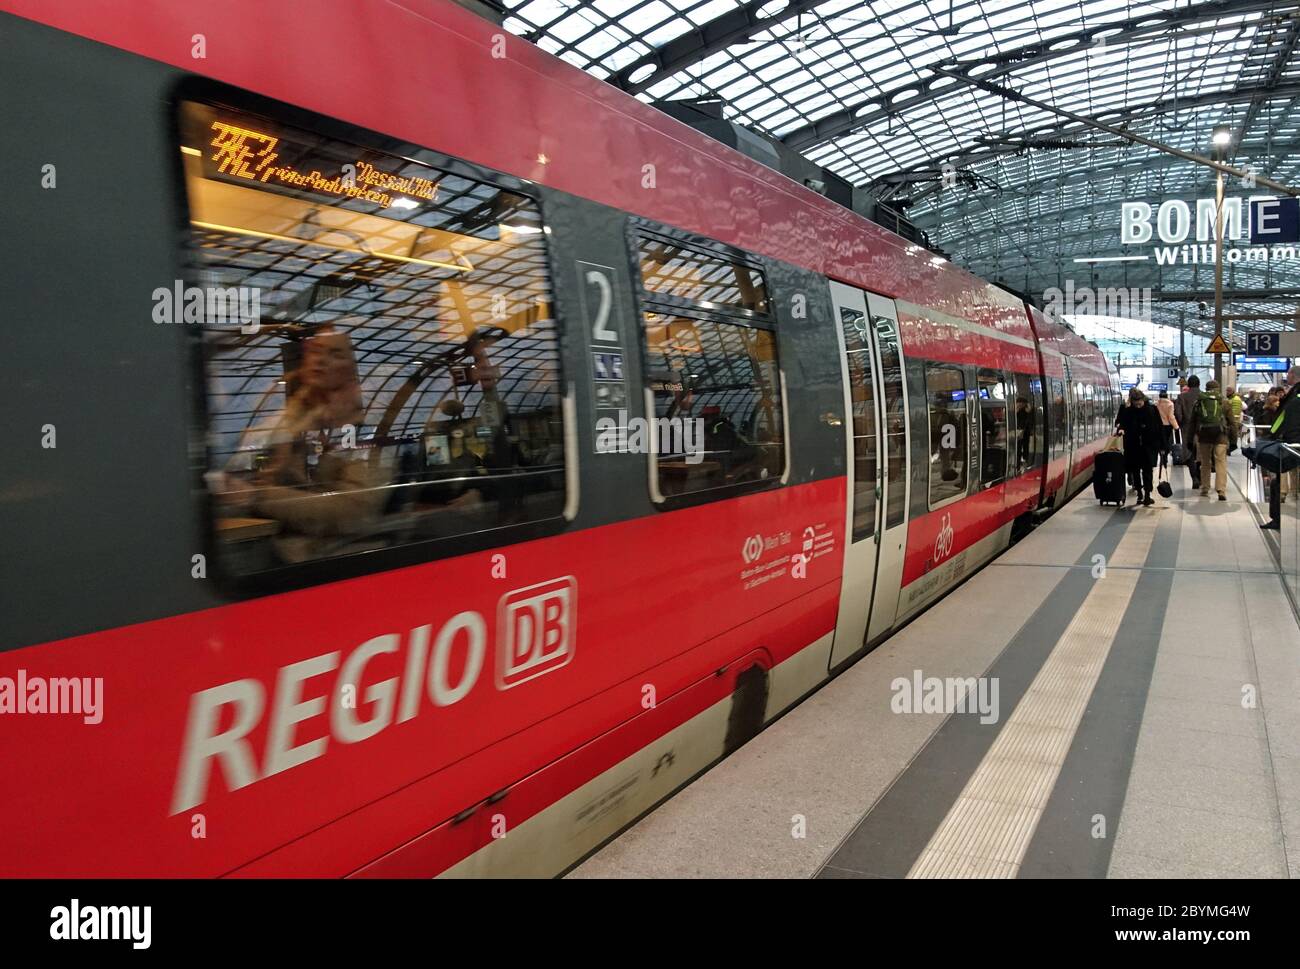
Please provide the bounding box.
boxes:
[863,293,910,643]
[828,282,910,668]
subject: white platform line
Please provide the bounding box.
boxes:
[908,513,1161,878]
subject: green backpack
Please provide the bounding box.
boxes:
[1195,394,1226,443]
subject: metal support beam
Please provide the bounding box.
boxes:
[607,0,833,95]
[928,65,1300,197]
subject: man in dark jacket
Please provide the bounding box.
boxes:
[1264,366,1300,529]
[1174,375,1202,487]
[1114,389,1162,505]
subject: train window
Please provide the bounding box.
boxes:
[1012,374,1044,473]
[840,308,878,540]
[977,369,1007,487]
[178,100,566,577]
[641,313,784,498]
[873,314,908,529]
[637,234,770,316]
[925,363,969,506]
[634,231,783,501]
[1050,378,1067,455]
[1084,383,1095,437]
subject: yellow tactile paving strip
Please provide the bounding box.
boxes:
[908,512,1161,878]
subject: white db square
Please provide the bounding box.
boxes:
[496,576,577,689]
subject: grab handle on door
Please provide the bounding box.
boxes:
[821,411,843,427]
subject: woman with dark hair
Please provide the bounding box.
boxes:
[1114,388,1163,506]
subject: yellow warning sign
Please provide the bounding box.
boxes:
[1206,334,1232,354]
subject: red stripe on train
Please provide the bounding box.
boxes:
[0,478,843,877]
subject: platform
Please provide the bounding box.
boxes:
[569,453,1300,879]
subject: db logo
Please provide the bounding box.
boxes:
[742,534,764,563]
[933,513,954,562]
[497,577,577,689]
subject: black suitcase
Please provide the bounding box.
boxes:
[1093,450,1126,505]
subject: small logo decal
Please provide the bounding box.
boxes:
[497,577,577,689]
[934,513,954,562]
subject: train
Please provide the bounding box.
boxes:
[0,0,1119,877]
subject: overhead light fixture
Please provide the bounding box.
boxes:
[390,197,419,210]
[1212,125,1232,148]
[499,223,543,235]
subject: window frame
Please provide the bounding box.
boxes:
[626,218,789,510]
[924,361,971,511]
[171,78,573,598]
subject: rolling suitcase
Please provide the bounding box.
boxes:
[1093,448,1126,506]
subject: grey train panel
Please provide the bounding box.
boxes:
[0,18,214,651]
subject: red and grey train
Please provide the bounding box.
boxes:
[0,0,1119,877]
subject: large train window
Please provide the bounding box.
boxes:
[1012,374,1044,474]
[177,100,566,577]
[1050,378,1067,455]
[925,363,968,507]
[634,231,784,501]
[977,370,1008,488]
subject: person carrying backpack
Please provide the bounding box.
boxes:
[1189,379,1229,500]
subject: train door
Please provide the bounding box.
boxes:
[863,293,910,644]
[1060,360,1077,496]
[827,281,882,668]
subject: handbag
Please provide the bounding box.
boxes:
[1156,453,1173,498]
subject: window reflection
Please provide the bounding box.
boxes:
[927,363,968,505]
[643,313,783,496]
[182,101,566,573]
[635,231,782,500]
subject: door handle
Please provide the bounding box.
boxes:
[822,412,844,427]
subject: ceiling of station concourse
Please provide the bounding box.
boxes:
[502,0,1300,338]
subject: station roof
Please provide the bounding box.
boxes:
[502,0,1300,340]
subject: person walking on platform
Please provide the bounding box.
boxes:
[1264,366,1300,530]
[1225,386,1244,453]
[1189,379,1230,500]
[1155,389,1177,460]
[1174,374,1203,488]
[1114,388,1161,506]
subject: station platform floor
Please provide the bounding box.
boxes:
[570,452,1300,879]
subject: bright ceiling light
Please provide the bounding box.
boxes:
[1212,125,1232,147]
[390,197,419,210]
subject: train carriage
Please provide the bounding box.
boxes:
[0,0,1118,877]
